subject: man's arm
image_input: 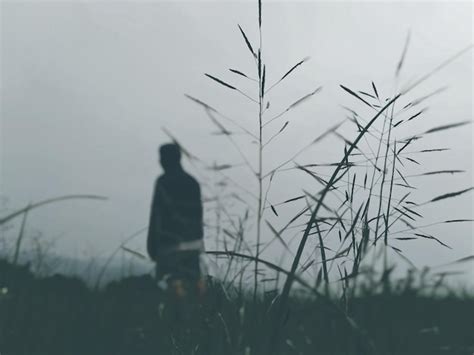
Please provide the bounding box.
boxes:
[147,179,161,260]
[195,181,204,240]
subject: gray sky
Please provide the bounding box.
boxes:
[1,1,472,284]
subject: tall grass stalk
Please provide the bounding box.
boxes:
[187,0,323,301]
[267,94,401,354]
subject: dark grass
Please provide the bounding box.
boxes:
[1,259,473,355]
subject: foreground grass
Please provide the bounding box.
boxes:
[0,259,473,355]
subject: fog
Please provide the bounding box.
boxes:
[1,1,472,284]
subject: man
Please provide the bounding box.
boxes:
[147,143,204,295]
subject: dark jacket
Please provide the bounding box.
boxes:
[147,167,203,261]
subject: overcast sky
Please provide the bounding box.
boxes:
[1,1,472,284]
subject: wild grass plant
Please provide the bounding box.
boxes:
[181,0,473,353]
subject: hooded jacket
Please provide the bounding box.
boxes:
[147,167,203,261]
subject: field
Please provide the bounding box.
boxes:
[0,259,473,355]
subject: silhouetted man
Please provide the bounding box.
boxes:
[147,144,204,293]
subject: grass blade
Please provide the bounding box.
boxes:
[184,94,218,112]
[443,219,473,223]
[121,246,147,260]
[238,24,257,58]
[229,68,253,80]
[205,73,237,90]
[287,86,322,110]
[371,81,379,99]
[429,187,473,203]
[395,30,411,77]
[280,57,310,82]
[340,84,372,108]
[424,121,471,134]
[12,204,30,265]
[407,110,424,121]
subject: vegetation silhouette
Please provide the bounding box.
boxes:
[1,260,474,354]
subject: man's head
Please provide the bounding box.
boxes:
[159,143,181,172]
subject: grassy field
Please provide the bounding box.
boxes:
[0,259,473,355]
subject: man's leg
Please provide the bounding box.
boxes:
[170,251,204,298]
